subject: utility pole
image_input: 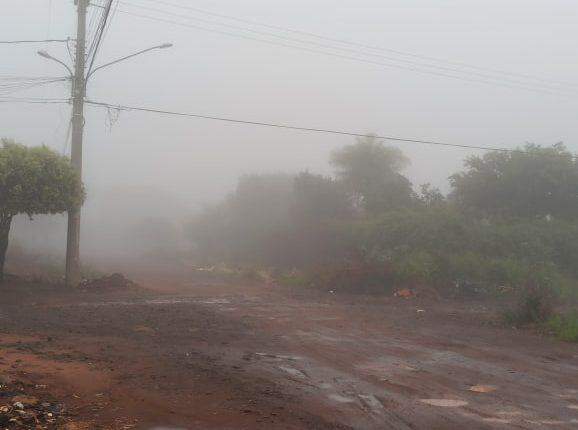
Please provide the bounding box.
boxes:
[36,1,171,287]
[66,0,88,287]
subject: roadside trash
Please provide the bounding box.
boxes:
[395,289,415,298]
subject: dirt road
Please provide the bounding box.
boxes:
[1,276,578,429]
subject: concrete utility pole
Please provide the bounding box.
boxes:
[66,0,88,287]
[36,1,171,287]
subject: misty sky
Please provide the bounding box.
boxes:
[2,0,577,212]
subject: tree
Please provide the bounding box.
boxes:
[330,135,414,214]
[292,172,352,222]
[417,183,446,209]
[0,139,84,280]
[189,173,295,266]
[449,143,578,219]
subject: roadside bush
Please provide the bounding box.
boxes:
[392,250,441,288]
[187,141,578,298]
[547,312,578,342]
[307,261,395,294]
[347,207,577,296]
[504,282,556,326]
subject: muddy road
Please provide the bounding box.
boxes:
[1,276,578,429]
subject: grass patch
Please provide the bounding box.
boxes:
[547,312,578,342]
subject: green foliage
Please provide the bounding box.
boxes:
[330,135,414,213]
[349,207,577,295]
[189,172,354,268]
[449,143,578,219]
[0,139,84,218]
[0,139,84,280]
[292,172,351,222]
[416,183,446,209]
[307,261,394,294]
[188,138,578,300]
[189,173,294,266]
[391,250,440,286]
[547,312,578,342]
[503,283,556,326]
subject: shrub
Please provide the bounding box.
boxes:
[392,250,440,288]
[504,282,556,326]
[307,261,395,294]
[547,312,578,342]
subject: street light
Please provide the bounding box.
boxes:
[37,50,73,77]
[38,43,173,83]
[86,43,173,81]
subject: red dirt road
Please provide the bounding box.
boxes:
[1,276,578,429]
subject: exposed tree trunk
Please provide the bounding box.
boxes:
[0,215,12,282]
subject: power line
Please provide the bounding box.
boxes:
[0,39,70,44]
[87,0,114,75]
[119,0,575,95]
[133,0,578,91]
[115,8,575,98]
[0,78,68,97]
[0,97,70,104]
[85,99,577,159]
[101,0,120,51]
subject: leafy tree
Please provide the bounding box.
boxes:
[289,172,353,265]
[190,173,294,266]
[449,143,578,219]
[0,139,84,280]
[417,183,446,209]
[330,135,414,213]
[292,172,352,222]
[189,173,353,267]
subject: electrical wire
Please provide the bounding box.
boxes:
[133,0,578,90]
[87,0,114,76]
[0,39,69,44]
[85,99,578,159]
[101,0,119,51]
[0,78,68,97]
[118,0,577,95]
[115,9,575,98]
[0,97,70,104]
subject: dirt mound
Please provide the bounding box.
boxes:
[80,273,137,290]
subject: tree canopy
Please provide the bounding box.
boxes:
[449,143,578,219]
[330,135,414,213]
[0,139,84,280]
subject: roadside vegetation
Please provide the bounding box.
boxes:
[0,139,84,281]
[188,137,578,340]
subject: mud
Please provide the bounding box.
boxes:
[1,276,577,429]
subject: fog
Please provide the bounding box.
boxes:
[2,0,577,267]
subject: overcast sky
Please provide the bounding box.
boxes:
[2,0,577,212]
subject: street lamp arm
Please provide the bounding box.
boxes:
[37,50,74,77]
[86,43,173,81]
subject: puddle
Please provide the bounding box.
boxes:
[200,299,231,305]
[358,394,384,414]
[482,418,512,424]
[420,399,468,407]
[328,394,356,404]
[468,385,498,393]
[255,352,302,361]
[278,366,307,379]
